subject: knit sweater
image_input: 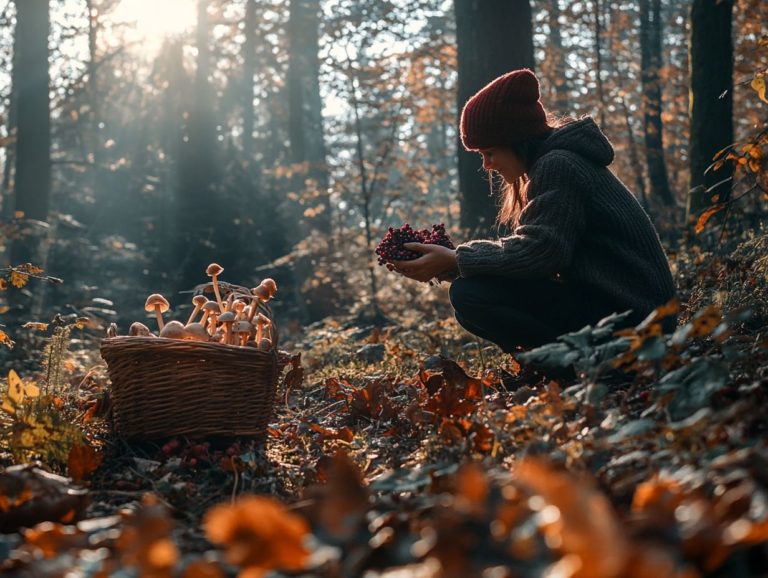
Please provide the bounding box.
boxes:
[455,117,676,326]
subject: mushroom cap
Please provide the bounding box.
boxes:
[159,320,187,339]
[184,322,209,341]
[206,263,224,277]
[128,321,153,336]
[252,285,270,300]
[255,312,271,325]
[218,311,236,323]
[202,301,220,313]
[233,300,246,313]
[261,278,277,297]
[233,320,251,333]
[192,294,208,307]
[145,293,170,313]
[258,337,272,350]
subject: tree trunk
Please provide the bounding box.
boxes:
[687,0,734,220]
[548,0,569,114]
[454,0,535,235]
[242,0,255,163]
[11,0,51,269]
[287,0,331,234]
[639,0,674,206]
[593,0,607,128]
[0,11,18,223]
[176,0,220,293]
[12,0,50,225]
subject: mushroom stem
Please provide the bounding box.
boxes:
[211,275,223,311]
[154,306,165,330]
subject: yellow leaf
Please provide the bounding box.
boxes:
[0,305,9,313]
[10,271,28,289]
[0,278,7,291]
[1,370,40,415]
[752,75,768,104]
[22,322,49,331]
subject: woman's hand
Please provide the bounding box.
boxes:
[390,243,458,283]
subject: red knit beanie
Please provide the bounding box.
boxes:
[460,68,550,151]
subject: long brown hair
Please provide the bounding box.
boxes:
[493,115,576,227]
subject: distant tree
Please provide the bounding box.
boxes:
[287,0,331,234]
[0,3,18,223]
[242,0,256,164]
[593,0,607,128]
[545,0,569,115]
[11,0,51,267]
[639,0,674,206]
[454,0,535,234]
[176,0,221,293]
[687,0,734,220]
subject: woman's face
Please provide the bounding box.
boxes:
[479,147,525,183]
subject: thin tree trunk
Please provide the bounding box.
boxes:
[639,0,674,206]
[348,68,382,320]
[287,0,331,234]
[176,0,220,293]
[549,0,569,114]
[12,0,50,225]
[619,96,648,208]
[242,0,255,164]
[593,0,607,128]
[455,0,535,235]
[687,0,734,220]
[0,11,18,223]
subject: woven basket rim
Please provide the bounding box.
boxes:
[101,335,278,354]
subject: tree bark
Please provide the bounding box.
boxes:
[176,0,220,292]
[11,0,51,275]
[687,0,734,220]
[12,0,50,225]
[454,0,535,235]
[287,0,331,234]
[639,0,674,206]
[548,0,569,114]
[593,0,607,128]
[242,0,255,163]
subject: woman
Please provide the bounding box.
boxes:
[391,69,676,352]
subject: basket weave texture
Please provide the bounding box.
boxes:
[101,336,279,440]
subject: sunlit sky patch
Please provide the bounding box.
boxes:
[111,0,197,53]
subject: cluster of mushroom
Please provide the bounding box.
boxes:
[125,263,277,350]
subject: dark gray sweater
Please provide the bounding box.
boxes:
[455,117,676,326]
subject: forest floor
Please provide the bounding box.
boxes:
[1,229,768,578]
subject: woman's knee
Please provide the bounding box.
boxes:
[449,276,492,312]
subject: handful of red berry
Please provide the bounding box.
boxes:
[375,223,455,266]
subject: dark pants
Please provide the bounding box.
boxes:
[449,275,618,352]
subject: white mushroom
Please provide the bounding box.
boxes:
[184,322,209,342]
[128,321,154,337]
[206,263,224,312]
[144,294,170,331]
[187,294,208,325]
[159,320,187,340]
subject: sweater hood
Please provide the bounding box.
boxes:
[536,117,614,167]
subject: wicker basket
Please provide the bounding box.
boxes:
[101,330,279,440]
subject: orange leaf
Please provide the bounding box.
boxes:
[695,204,725,234]
[182,560,225,578]
[204,496,309,572]
[10,271,28,289]
[516,458,630,578]
[68,444,103,483]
